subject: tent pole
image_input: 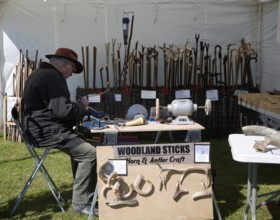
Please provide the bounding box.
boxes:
[257,3,262,90]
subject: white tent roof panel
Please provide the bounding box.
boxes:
[1,0,280,128]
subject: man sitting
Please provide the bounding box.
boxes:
[22,48,97,215]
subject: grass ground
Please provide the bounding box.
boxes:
[0,130,280,219]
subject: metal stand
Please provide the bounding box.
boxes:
[88,183,99,220]
[10,147,66,216]
[212,189,222,220]
[154,131,174,144]
[244,163,257,220]
[244,162,280,220]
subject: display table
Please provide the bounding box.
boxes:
[238,93,280,128]
[238,93,280,120]
[90,121,205,144]
[228,134,280,220]
[90,121,204,133]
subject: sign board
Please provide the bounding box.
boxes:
[113,143,210,165]
[96,143,213,220]
[88,94,101,103]
[175,89,191,99]
[141,90,156,99]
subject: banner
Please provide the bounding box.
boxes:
[113,143,210,166]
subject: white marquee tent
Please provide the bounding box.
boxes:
[1,0,280,129]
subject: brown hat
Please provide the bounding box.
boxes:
[45,48,83,73]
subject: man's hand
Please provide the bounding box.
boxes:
[78,96,89,107]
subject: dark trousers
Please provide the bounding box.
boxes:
[60,141,97,205]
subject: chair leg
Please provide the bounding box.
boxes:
[30,148,66,212]
[30,148,66,209]
[10,148,65,216]
[10,149,49,216]
[88,182,99,220]
[39,162,66,212]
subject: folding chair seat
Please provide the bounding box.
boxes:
[10,106,66,216]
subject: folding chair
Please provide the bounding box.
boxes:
[10,106,66,216]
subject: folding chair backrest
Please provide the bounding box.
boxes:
[11,106,38,147]
[11,106,26,141]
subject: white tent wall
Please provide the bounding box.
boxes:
[260,2,280,92]
[0,0,279,130]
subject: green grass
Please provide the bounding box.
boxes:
[0,131,93,220]
[0,131,280,219]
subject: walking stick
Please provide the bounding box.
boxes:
[81,47,86,88]
[194,34,199,86]
[93,46,97,89]
[223,55,228,87]
[86,46,89,89]
[100,66,104,90]
[122,11,134,90]
[111,39,117,90]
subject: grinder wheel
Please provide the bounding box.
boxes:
[198,99,212,116]
[204,99,212,115]
[126,104,148,120]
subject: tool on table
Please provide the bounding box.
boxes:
[82,116,107,130]
[126,104,148,120]
[115,104,148,127]
[167,99,211,125]
[80,106,107,130]
[87,106,106,119]
[116,114,146,127]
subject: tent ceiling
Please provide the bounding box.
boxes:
[0,0,275,4]
[1,0,280,129]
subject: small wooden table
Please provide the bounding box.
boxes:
[90,121,204,133]
[90,121,205,144]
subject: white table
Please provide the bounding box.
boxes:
[228,134,280,220]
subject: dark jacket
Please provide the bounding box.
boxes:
[22,62,85,148]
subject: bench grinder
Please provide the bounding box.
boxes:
[167,99,212,125]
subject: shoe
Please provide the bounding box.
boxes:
[73,204,99,216]
[94,205,99,217]
[73,204,91,215]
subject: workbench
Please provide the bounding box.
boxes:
[90,121,205,144]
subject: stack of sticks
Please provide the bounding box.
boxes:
[14,49,39,97]
[5,49,39,142]
[80,36,258,95]
[78,37,258,132]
